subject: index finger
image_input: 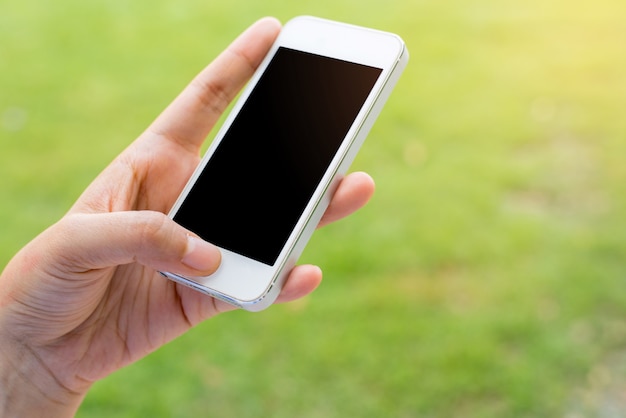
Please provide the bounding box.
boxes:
[148,17,281,153]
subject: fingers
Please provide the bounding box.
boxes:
[208,264,322,313]
[209,172,375,312]
[272,173,376,306]
[43,211,221,277]
[274,265,323,304]
[318,171,376,228]
[148,17,281,153]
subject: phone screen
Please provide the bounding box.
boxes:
[173,47,382,266]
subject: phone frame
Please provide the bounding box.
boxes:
[162,16,408,311]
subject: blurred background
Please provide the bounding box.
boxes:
[2,0,626,416]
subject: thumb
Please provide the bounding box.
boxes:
[43,211,221,277]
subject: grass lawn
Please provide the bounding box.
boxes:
[2,0,626,416]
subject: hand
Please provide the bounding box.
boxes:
[0,17,375,417]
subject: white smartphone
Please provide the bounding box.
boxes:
[162,16,408,311]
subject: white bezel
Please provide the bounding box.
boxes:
[163,16,408,311]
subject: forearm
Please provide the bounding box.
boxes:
[0,331,86,418]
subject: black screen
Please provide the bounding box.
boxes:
[173,47,382,265]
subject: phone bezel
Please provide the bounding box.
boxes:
[163,16,408,310]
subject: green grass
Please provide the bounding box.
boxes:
[2,0,626,416]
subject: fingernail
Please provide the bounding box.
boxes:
[182,236,221,272]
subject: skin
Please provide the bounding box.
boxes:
[0,17,375,417]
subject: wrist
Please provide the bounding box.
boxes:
[0,330,87,417]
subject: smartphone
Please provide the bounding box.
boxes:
[162,16,408,311]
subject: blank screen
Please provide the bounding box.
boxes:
[173,47,382,265]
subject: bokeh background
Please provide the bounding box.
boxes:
[2,0,626,416]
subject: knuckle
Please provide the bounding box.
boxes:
[135,211,187,262]
[191,76,231,119]
[191,48,255,118]
[137,212,171,243]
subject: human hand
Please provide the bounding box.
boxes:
[0,17,375,417]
